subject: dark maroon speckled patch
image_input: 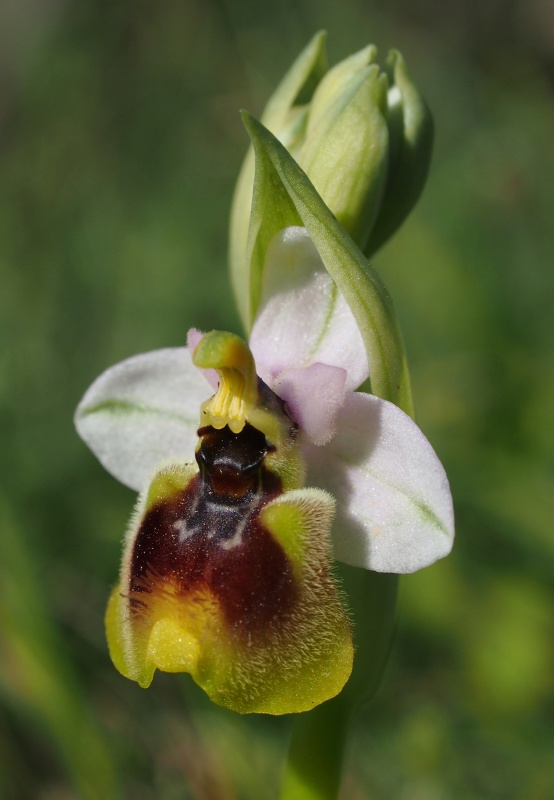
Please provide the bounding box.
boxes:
[129,423,297,635]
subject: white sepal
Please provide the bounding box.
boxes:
[75,348,211,491]
[303,392,454,573]
[250,227,369,392]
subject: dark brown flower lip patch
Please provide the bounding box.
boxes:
[129,424,298,635]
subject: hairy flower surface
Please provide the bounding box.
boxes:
[76,227,454,713]
[101,330,353,714]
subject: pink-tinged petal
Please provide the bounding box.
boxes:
[273,363,347,446]
[187,329,219,390]
[249,227,369,391]
[75,348,211,491]
[303,393,454,573]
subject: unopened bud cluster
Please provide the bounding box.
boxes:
[230,32,433,327]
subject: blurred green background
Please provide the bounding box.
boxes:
[1,1,553,798]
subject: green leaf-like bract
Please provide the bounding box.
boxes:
[242,112,414,415]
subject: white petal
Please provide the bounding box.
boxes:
[303,393,454,573]
[75,348,211,491]
[273,363,347,445]
[249,227,369,392]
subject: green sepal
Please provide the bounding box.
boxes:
[365,50,434,257]
[304,44,377,134]
[299,48,390,249]
[261,30,328,135]
[229,32,328,328]
[242,112,414,414]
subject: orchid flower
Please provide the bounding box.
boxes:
[75,226,453,714]
[74,36,454,721]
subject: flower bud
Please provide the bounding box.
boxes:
[296,47,389,251]
[230,35,433,330]
[364,50,434,257]
[229,32,327,327]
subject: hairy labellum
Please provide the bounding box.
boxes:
[106,332,353,714]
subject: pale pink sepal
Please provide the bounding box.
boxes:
[303,392,455,573]
[273,363,347,445]
[249,227,369,392]
[75,348,211,492]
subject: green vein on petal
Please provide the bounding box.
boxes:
[306,279,339,363]
[81,398,196,427]
[336,452,450,536]
[411,498,450,535]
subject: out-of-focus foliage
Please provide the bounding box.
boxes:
[0,0,552,797]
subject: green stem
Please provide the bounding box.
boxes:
[278,694,352,800]
[279,570,398,800]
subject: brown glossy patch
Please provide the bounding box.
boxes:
[196,423,268,498]
[129,425,297,635]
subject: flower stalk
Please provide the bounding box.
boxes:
[280,568,398,800]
